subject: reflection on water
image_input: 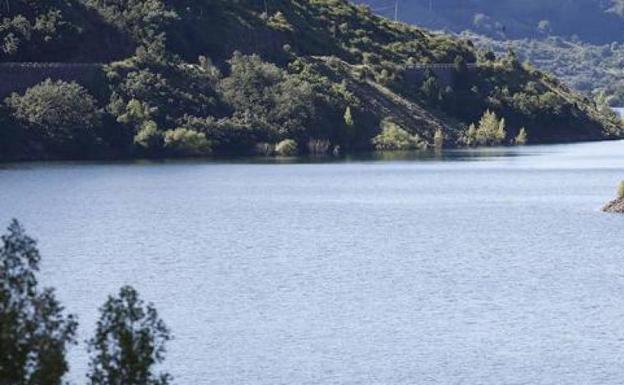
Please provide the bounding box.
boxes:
[1,140,624,385]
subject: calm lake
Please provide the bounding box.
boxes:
[2,140,624,385]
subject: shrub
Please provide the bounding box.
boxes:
[219,53,316,139]
[372,120,427,151]
[420,75,442,104]
[515,127,528,145]
[618,181,624,199]
[275,139,298,156]
[434,129,444,149]
[255,142,275,156]
[462,110,507,146]
[307,139,331,155]
[163,128,211,156]
[134,120,162,149]
[267,11,293,32]
[344,106,354,127]
[5,79,101,155]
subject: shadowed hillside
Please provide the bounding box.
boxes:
[355,0,624,105]
[0,0,620,161]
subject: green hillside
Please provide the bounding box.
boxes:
[0,0,620,160]
[357,0,624,105]
[357,0,624,43]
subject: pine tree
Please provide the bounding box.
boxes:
[515,127,528,145]
[496,117,507,144]
[476,110,499,145]
[87,286,171,385]
[0,220,77,385]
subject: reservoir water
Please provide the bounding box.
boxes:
[1,140,624,385]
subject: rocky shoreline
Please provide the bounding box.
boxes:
[603,198,624,213]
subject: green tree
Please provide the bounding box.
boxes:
[86,0,176,44]
[134,120,162,150]
[219,53,315,140]
[163,127,211,156]
[453,55,467,73]
[463,123,477,146]
[5,79,102,155]
[343,106,357,147]
[0,219,77,385]
[434,128,444,149]
[275,138,298,156]
[344,106,354,128]
[372,120,427,151]
[420,73,441,105]
[515,127,528,145]
[462,110,507,146]
[87,286,171,385]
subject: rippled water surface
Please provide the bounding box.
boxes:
[2,141,624,385]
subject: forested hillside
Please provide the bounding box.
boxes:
[357,0,624,105]
[0,0,620,160]
[359,0,624,43]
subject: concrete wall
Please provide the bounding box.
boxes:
[0,63,105,99]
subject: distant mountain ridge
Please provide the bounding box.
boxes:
[355,0,624,43]
[355,0,624,105]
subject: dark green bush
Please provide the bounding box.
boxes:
[5,79,102,157]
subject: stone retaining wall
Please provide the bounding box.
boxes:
[0,63,105,99]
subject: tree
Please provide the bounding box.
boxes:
[87,286,171,385]
[372,119,427,151]
[134,120,162,150]
[496,117,507,143]
[5,79,102,156]
[420,71,441,105]
[344,106,354,128]
[275,138,298,156]
[514,127,528,145]
[0,219,77,385]
[219,53,316,140]
[453,55,467,73]
[163,127,211,156]
[462,110,507,146]
[433,128,444,149]
[343,106,357,147]
[86,0,176,44]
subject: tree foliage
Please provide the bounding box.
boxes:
[87,286,171,385]
[5,79,101,156]
[163,128,211,156]
[0,0,620,160]
[515,127,528,145]
[275,138,298,156]
[0,220,77,385]
[372,120,427,151]
[462,110,507,146]
[219,53,316,141]
[85,0,176,44]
